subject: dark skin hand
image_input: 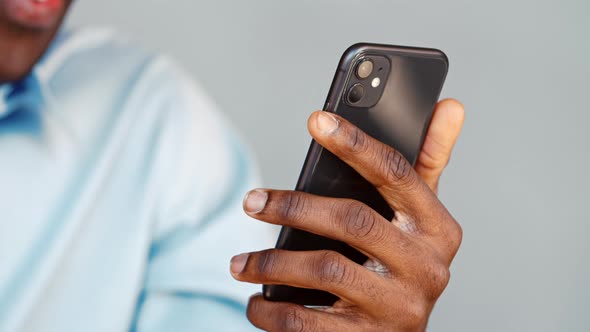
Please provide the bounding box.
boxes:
[232,99,465,331]
[0,0,72,83]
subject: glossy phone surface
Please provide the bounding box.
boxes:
[264,43,449,305]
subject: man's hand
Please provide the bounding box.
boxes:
[231,99,465,331]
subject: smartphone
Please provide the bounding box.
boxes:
[263,43,449,306]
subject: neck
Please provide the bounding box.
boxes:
[0,19,61,84]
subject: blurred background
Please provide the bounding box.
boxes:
[67,1,589,331]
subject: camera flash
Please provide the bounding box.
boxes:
[371,77,381,88]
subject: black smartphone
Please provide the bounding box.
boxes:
[263,43,449,306]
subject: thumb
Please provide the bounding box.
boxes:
[415,98,465,194]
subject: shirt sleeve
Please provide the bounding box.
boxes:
[129,57,277,331]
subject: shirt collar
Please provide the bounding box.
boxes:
[0,72,45,120]
[0,27,114,121]
[0,84,9,118]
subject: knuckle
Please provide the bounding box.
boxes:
[255,249,280,277]
[341,201,380,240]
[425,262,451,297]
[317,251,353,286]
[447,218,463,253]
[345,126,368,154]
[402,301,428,330]
[380,147,414,188]
[438,213,463,258]
[281,307,307,332]
[278,192,308,223]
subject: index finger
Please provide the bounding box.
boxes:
[308,111,440,222]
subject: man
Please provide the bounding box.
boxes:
[0,0,464,331]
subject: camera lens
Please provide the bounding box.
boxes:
[356,59,373,79]
[347,83,365,104]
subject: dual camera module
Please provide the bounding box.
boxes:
[345,55,390,108]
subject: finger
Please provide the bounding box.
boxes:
[414,99,465,194]
[231,249,390,310]
[246,294,355,332]
[242,189,413,264]
[307,110,437,216]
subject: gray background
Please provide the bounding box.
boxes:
[68,1,590,331]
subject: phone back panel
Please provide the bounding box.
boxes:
[264,44,448,305]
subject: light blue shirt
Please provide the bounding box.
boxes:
[0,28,274,331]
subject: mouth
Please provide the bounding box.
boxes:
[0,0,66,30]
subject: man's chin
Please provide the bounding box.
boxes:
[0,0,72,83]
[0,0,68,31]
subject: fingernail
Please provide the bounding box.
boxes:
[243,190,268,214]
[230,253,249,275]
[316,112,339,135]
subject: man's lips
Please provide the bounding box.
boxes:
[1,0,66,30]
